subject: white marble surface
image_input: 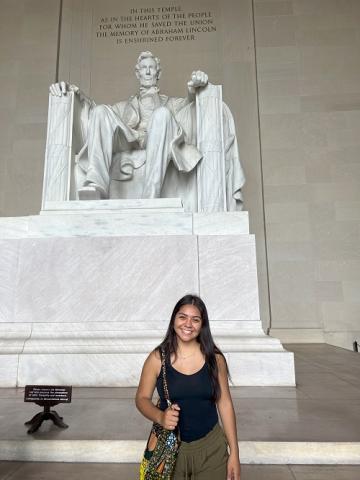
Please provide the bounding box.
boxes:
[1,320,282,354]
[211,320,268,334]
[199,235,260,320]
[227,352,295,386]
[0,439,146,463]
[240,442,360,465]
[0,218,29,238]
[18,353,148,387]
[193,211,249,235]
[1,440,359,464]
[0,240,20,322]
[42,198,184,213]
[0,355,18,387]
[196,83,226,212]
[1,317,294,386]
[2,320,270,337]
[0,323,31,353]
[11,234,261,325]
[42,92,74,205]
[16,349,294,387]
[14,235,198,324]
[28,212,193,237]
[0,212,251,238]
[17,338,284,355]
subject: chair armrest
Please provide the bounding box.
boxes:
[195,83,226,212]
[42,91,75,208]
[41,91,91,208]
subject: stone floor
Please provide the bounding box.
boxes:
[1,462,360,480]
[1,344,359,442]
[0,344,360,477]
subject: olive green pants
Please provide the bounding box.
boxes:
[172,423,228,480]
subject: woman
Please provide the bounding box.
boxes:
[136,294,241,480]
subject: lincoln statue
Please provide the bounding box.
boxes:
[49,51,245,211]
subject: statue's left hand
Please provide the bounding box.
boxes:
[187,71,208,92]
[49,82,80,97]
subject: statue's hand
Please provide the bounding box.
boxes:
[187,71,208,93]
[49,82,80,97]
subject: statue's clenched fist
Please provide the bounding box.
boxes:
[187,70,208,93]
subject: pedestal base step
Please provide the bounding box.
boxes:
[1,349,295,387]
[0,209,249,237]
[0,440,359,465]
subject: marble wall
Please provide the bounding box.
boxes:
[254,0,360,349]
[0,0,60,216]
[0,0,359,350]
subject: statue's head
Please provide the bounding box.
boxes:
[135,51,161,88]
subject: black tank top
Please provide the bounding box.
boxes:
[156,359,218,442]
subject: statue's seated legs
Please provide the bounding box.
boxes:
[142,106,180,198]
[84,104,139,198]
[81,104,180,200]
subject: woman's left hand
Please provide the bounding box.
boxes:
[227,452,241,480]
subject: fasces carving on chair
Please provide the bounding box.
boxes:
[47,51,245,213]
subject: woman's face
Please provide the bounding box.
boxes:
[174,304,202,343]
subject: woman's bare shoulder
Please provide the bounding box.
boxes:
[146,349,162,375]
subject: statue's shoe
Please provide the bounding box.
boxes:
[78,184,106,200]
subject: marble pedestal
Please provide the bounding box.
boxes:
[0,200,295,387]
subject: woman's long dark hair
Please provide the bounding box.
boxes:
[157,294,229,402]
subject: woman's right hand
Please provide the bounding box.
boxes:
[160,404,180,430]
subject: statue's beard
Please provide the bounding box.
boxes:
[139,76,158,88]
[141,83,157,89]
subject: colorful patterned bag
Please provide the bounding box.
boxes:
[139,348,180,479]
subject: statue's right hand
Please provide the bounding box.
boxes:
[49,82,79,97]
[160,404,180,430]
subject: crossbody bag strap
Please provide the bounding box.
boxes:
[160,347,172,408]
